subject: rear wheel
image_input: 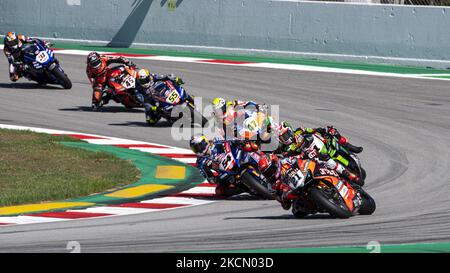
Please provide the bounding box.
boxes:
[241,171,274,200]
[51,67,72,89]
[309,186,352,219]
[358,189,376,215]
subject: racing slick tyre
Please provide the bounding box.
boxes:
[358,188,376,215]
[360,167,367,181]
[52,67,72,89]
[310,187,352,219]
[241,172,275,200]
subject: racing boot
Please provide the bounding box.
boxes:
[338,136,363,154]
[145,104,161,126]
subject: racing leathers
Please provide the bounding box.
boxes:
[3,35,50,82]
[216,100,273,141]
[135,74,184,125]
[86,55,135,109]
[294,125,363,154]
[276,130,359,183]
[195,139,255,196]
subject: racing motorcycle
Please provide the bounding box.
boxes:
[208,140,275,199]
[20,41,72,89]
[224,106,277,152]
[310,132,366,184]
[280,157,375,218]
[92,65,142,110]
[146,80,207,126]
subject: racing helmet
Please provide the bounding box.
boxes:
[4,32,22,50]
[212,97,227,117]
[258,153,280,182]
[190,134,209,156]
[87,51,105,73]
[278,121,295,145]
[137,68,153,88]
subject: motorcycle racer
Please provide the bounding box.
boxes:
[3,32,51,82]
[212,97,275,142]
[86,51,136,110]
[190,134,257,196]
[135,68,184,125]
[275,122,360,183]
[276,121,362,155]
[190,134,232,196]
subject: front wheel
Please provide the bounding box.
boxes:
[309,187,352,219]
[358,189,376,215]
[51,66,72,89]
[240,171,274,200]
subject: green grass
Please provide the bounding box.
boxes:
[0,129,140,206]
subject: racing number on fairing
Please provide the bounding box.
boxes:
[167,90,180,104]
[244,117,259,132]
[36,51,49,63]
[220,154,233,171]
[122,75,136,89]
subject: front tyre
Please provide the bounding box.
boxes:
[358,189,376,215]
[309,187,352,219]
[52,66,72,89]
[240,171,274,200]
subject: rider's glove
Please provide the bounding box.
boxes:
[168,74,184,85]
[326,126,340,137]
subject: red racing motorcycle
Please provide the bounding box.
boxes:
[92,65,142,110]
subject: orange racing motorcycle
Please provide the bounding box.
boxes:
[279,156,375,218]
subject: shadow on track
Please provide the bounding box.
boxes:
[0,82,62,90]
[224,214,335,220]
[108,120,172,127]
[58,106,144,113]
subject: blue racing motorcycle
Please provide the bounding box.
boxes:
[21,41,72,89]
[145,79,207,126]
[208,139,274,199]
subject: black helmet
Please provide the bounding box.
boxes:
[87,52,102,69]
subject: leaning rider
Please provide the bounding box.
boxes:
[211,97,271,140]
[275,122,361,184]
[86,51,136,110]
[135,68,184,125]
[3,32,51,82]
[190,134,250,196]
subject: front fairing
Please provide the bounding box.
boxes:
[22,42,54,70]
[153,81,186,112]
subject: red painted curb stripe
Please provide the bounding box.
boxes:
[28,211,112,219]
[53,134,106,140]
[156,153,197,158]
[0,223,12,225]
[199,59,253,65]
[170,193,217,198]
[197,183,216,187]
[114,144,169,149]
[104,53,154,58]
[112,203,188,209]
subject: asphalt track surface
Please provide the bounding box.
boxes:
[0,54,450,253]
